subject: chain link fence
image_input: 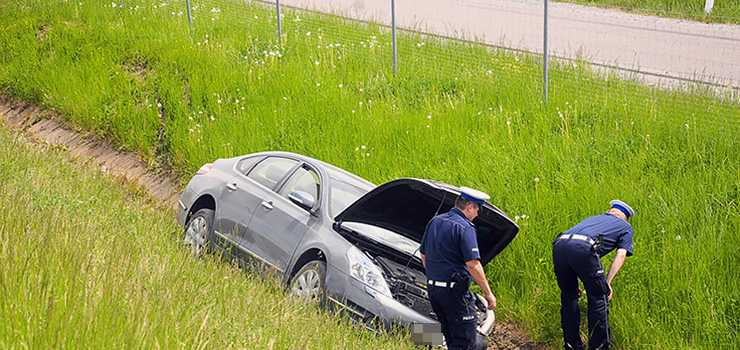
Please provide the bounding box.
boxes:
[122,0,740,143]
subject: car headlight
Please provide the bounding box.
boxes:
[347,246,392,297]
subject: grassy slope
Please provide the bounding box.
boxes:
[0,125,415,350]
[559,0,740,22]
[1,0,739,348]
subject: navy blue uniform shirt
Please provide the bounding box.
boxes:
[420,207,481,281]
[564,213,634,258]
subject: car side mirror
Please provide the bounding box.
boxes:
[288,190,316,211]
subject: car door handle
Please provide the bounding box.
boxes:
[261,201,274,210]
[226,183,237,191]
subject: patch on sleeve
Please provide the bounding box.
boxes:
[472,248,479,252]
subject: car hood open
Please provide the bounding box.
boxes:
[334,178,519,266]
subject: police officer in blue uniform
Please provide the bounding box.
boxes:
[420,187,497,350]
[553,200,636,350]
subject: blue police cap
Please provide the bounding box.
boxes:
[459,187,490,205]
[609,199,635,218]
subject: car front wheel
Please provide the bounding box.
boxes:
[183,208,214,257]
[290,260,327,304]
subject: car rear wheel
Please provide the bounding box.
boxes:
[290,260,327,304]
[183,208,214,257]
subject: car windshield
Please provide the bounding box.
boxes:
[329,178,370,218]
[323,163,375,218]
[341,222,421,258]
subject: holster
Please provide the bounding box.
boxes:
[593,233,605,252]
[450,272,471,298]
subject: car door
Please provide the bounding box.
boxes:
[212,156,263,256]
[245,163,321,273]
[216,156,298,261]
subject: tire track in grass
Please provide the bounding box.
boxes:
[0,94,180,209]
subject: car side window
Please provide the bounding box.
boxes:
[236,156,263,175]
[278,166,320,205]
[247,157,298,190]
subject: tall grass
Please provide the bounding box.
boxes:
[0,125,415,349]
[561,0,740,23]
[1,0,739,348]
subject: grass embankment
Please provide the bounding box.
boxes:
[0,125,414,349]
[1,0,739,348]
[561,0,740,23]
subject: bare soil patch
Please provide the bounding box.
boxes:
[0,94,547,350]
[488,322,547,349]
[0,95,181,209]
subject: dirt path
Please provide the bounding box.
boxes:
[0,94,548,349]
[0,95,181,209]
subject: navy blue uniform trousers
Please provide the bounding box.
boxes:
[428,286,479,350]
[553,239,612,350]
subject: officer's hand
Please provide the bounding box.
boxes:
[607,284,613,301]
[486,293,496,310]
[578,287,584,299]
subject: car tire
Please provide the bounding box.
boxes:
[183,208,214,257]
[290,260,327,304]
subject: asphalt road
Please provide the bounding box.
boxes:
[278,0,740,89]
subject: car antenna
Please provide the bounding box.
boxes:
[399,192,448,276]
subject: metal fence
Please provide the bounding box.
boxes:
[122,0,740,143]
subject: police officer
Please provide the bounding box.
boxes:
[553,200,635,350]
[420,187,497,350]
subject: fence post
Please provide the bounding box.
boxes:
[186,0,192,24]
[277,0,282,44]
[391,0,397,76]
[543,0,549,105]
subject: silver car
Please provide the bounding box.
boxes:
[177,151,518,337]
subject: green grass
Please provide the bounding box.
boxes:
[559,0,740,23]
[0,125,415,350]
[1,0,739,348]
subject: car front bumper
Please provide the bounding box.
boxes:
[323,263,495,336]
